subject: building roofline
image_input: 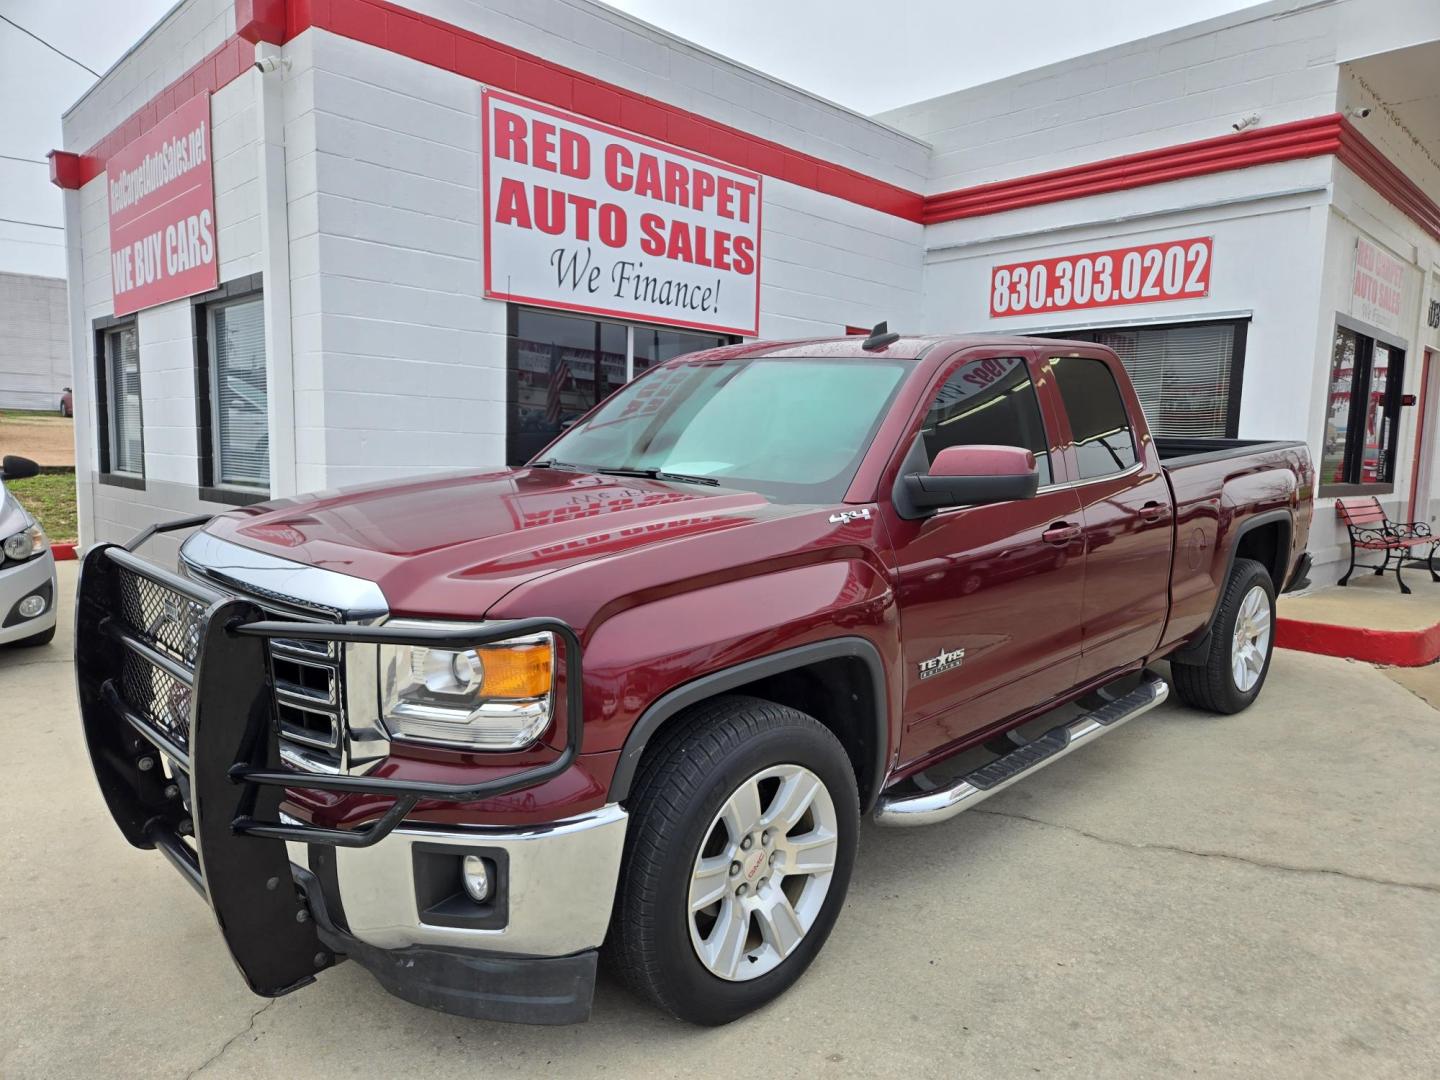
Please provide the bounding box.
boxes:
[877,0,1330,121]
[61,0,188,121]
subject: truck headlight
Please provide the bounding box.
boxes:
[3,524,47,563]
[379,623,554,750]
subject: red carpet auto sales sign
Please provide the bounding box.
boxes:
[483,90,761,336]
[107,92,217,317]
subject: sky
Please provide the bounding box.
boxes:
[0,0,1258,278]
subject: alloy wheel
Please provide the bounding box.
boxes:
[687,764,839,981]
[1230,583,1272,693]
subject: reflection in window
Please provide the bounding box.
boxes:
[1322,328,1356,484]
[633,326,730,374]
[920,356,1052,486]
[1049,355,1139,480]
[1323,326,1404,488]
[543,358,908,503]
[506,307,734,465]
[105,326,143,476]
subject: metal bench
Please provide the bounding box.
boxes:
[1336,496,1439,595]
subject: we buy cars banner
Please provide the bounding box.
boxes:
[107,92,217,317]
[483,90,762,336]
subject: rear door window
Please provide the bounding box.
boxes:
[1048,355,1138,480]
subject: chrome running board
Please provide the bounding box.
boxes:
[873,670,1169,827]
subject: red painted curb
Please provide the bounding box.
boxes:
[51,542,78,562]
[1275,616,1440,667]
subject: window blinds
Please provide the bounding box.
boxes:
[109,327,143,474]
[211,298,269,488]
[1086,323,1236,438]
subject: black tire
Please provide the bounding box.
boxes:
[11,623,56,648]
[606,695,859,1025]
[1170,557,1276,714]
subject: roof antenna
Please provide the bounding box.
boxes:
[862,321,899,351]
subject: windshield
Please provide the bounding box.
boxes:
[537,357,910,503]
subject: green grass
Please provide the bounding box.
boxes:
[6,472,78,542]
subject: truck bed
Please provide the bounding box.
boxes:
[1154,437,1309,467]
[1154,435,1313,657]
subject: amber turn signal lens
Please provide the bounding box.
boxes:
[478,641,553,699]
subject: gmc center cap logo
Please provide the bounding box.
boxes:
[742,848,767,882]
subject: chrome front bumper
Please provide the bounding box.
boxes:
[289,803,628,957]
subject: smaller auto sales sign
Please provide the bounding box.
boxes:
[990,237,1212,318]
[1350,236,1406,334]
[107,92,217,317]
[483,90,761,336]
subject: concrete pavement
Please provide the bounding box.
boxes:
[2,562,1437,1078]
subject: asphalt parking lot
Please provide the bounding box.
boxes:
[2,562,1437,1078]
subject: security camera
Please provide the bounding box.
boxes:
[1231,113,1260,132]
[1346,106,1372,120]
[253,55,290,74]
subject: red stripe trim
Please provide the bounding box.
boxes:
[59,34,253,188]
[1336,118,1440,242]
[923,115,1346,224]
[1276,616,1440,667]
[308,0,923,220]
[50,0,1440,247]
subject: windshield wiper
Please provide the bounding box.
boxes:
[594,466,720,487]
[529,459,588,471]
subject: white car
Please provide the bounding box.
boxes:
[0,456,59,647]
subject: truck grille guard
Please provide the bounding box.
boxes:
[76,516,584,997]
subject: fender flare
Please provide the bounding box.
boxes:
[608,637,890,812]
[1171,508,1293,664]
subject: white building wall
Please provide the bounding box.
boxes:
[0,274,70,411]
[876,0,1342,194]
[1303,160,1440,571]
[62,0,235,154]
[62,1,928,537]
[61,1,270,558]
[402,0,930,192]
[297,25,923,489]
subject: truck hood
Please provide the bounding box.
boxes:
[201,467,798,617]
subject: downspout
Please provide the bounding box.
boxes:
[253,40,298,498]
[59,186,96,549]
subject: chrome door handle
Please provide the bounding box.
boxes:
[1042,522,1081,545]
[1139,501,1166,523]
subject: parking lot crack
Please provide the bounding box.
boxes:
[183,999,275,1078]
[972,808,1440,896]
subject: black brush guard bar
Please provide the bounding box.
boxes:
[76,525,585,996]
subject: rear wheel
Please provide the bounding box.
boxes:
[1171,557,1276,714]
[606,696,859,1025]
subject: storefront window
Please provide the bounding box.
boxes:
[99,324,143,478]
[1046,320,1245,438]
[206,295,269,490]
[633,326,730,374]
[506,307,734,464]
[1322,324,1405,492]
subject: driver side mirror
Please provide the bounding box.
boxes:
[0,455,40,482]
[902,445,1039,513]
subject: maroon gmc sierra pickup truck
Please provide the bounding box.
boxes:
[77,330,1313,1026]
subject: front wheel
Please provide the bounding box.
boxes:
[1171,557,1276,714]
[606,696,859,1025]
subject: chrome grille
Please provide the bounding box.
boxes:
[269,636,343,757]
